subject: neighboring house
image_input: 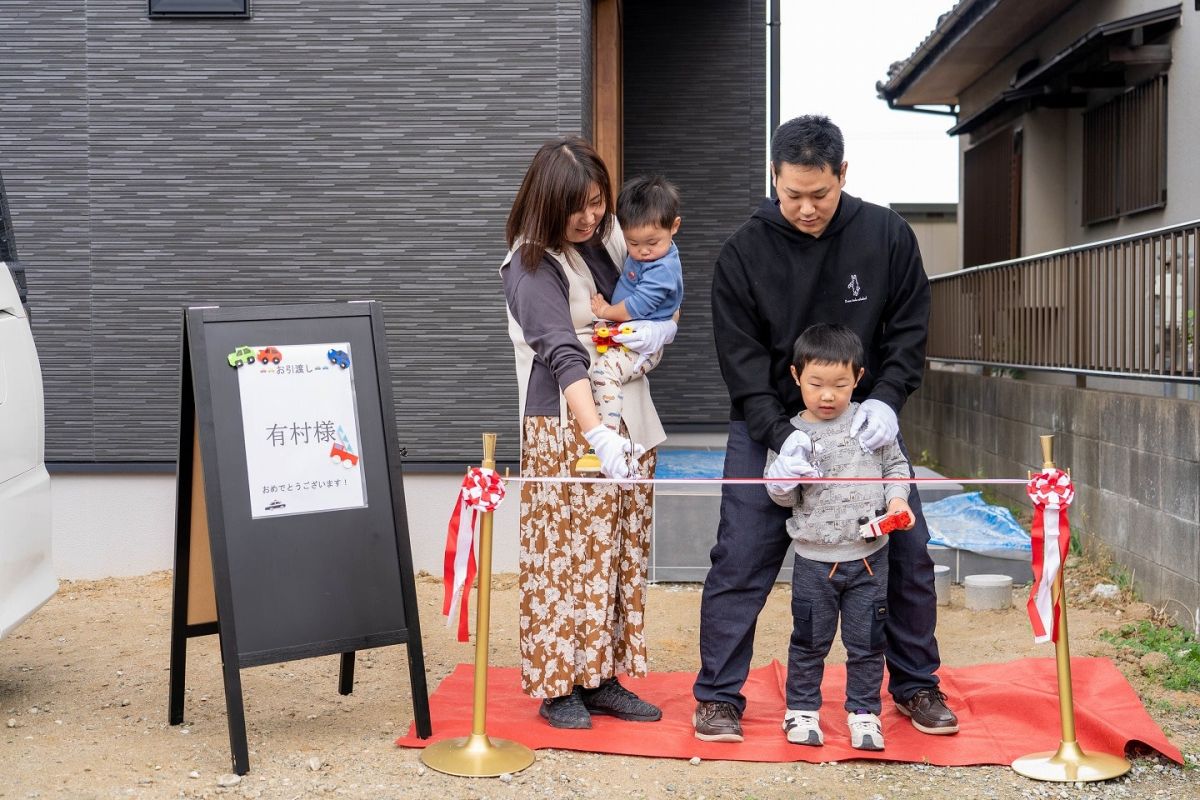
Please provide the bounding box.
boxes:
[878,1,1199,617]
[879,0,1193,265]
[0,1,768,577]
[890,203,959,277]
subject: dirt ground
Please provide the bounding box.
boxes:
[1,567,1197,800]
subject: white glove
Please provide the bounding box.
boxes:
[765,452,821,494]
[612,318,677,354]
[779,430,815,461]
[849,399,899,452]
[583,425,638,480]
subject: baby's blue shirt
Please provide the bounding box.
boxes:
[611,242,684,320]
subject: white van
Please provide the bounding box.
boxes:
[0,258,55,639]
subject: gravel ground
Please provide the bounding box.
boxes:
[1,571,1196,799]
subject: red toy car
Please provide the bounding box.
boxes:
[257,346,283,365]
[858,509,913,541]
[330,442,359,468]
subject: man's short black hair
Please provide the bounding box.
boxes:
[771,115,844,176]
[792,323,864,374]
[617,175,681,230]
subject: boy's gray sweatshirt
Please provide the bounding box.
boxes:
[764,403,911,562]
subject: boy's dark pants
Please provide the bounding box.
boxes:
[694,420,942,713]
[787,545,889,714]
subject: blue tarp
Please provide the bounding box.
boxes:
[656,448,725,479]
[923,491,1032,560]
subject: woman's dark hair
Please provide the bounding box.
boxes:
[506,136,614,270]
[791,323,864,373]
[617,175,680,230]
[771,115,844,176]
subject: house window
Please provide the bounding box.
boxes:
[149,0,249,17]
[963,127,1021,268]
[1082,75,1167,225]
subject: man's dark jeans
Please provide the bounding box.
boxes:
[693,420,942,714]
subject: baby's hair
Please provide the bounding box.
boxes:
[791,323,864,374]
[617,175,680,230]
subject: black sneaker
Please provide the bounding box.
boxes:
[539,687,591,729]
[693,700,743,743]
[580,677,662,722]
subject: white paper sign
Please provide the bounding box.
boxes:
[234,342,367,519]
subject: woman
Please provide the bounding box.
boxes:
[500,137,676,729]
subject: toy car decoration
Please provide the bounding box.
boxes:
[327,348,351,369]
[256,346,283,365]
[227,345,255,368]
[330,442,359,468]
[858,509,913,541]
[592,322,633,354]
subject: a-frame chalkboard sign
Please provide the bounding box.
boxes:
[168,302,431,775]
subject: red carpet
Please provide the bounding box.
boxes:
[397,658,1181,765]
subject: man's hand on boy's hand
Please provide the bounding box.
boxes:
[849,399,899,452]
[886,497,916,530]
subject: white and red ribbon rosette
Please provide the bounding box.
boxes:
[442,467,506,642]
[1026,468,1075,643]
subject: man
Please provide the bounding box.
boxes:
[692,115,958,743]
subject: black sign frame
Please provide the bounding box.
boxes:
[168,302,431,774]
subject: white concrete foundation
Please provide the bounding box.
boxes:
[964,574,1013,610]
[933,564,951,606]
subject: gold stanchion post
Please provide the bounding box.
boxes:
[421,433,536,777]
[1012,435,1131,783]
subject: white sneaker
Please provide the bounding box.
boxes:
[847,712,885,750]
[782,709,823,746]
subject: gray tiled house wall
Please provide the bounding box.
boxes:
[2,1,763,464]
[903,368,1200,616]
[1,1,586,463]
[623,0,767,427]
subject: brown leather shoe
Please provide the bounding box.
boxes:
[896,687,959,734]
[693,700,744,742]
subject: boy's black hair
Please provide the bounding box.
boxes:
[791,323,864,374]
[771,115,844,176]
[617,175,680,230]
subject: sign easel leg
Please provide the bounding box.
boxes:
[338,652,355,695]
[168,599,188,725]
[169,326,196,727]
[407,640,432,738]
[220,654,250,776]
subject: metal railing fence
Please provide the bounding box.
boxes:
[928,219,1198,381]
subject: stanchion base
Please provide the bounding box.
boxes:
[420,733,536,777]
[1012,741,1131,783]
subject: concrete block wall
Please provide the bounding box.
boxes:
[903,367,1200,618]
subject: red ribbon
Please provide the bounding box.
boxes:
[442,468,506,642]
[1026,468,1074,643]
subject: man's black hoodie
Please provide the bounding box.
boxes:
[711,192,930,453]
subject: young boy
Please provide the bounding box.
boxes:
[588,175,683,432]
[763,323,915,751]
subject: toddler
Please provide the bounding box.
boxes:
[588,175,683,432]
[763,323,915,751]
